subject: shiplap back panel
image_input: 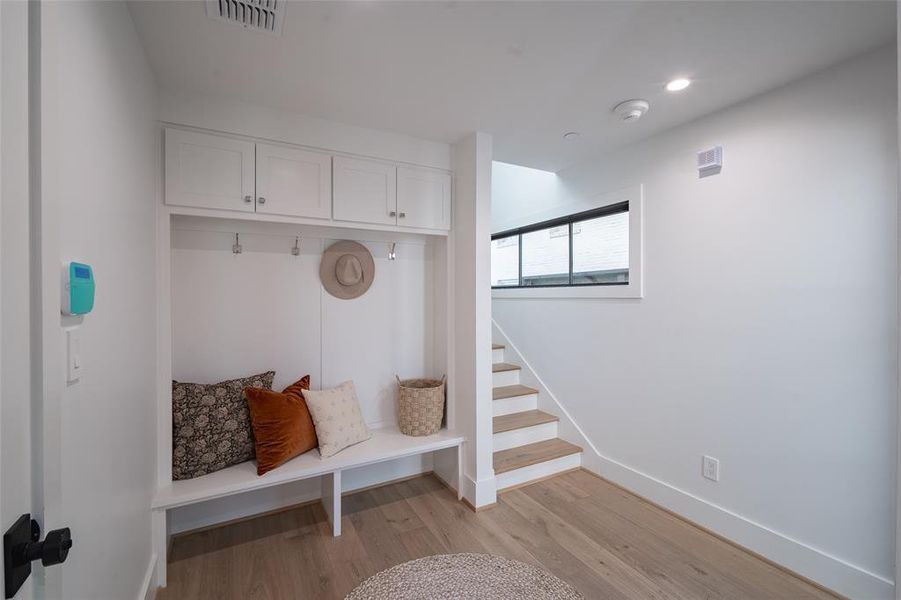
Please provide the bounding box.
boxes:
[171,228,434,428]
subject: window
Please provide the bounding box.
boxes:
[491,201,629,289]
[572,211,628,284]
[490,236,519,287]
[522,226,569,286]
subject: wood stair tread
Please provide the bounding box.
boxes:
[493,410,558,434]
[492,343,504,350]
[493,439,582,474]
[493,384,538,400]
[492,362,521,373]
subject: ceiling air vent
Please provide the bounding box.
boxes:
[206,0,285,35]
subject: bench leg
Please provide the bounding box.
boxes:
[321,471,342,537]
[151,509,168,588]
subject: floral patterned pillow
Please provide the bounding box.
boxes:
[172,371,275,480]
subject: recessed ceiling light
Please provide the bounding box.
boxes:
[666,78,691,92]
[563,131,581,141]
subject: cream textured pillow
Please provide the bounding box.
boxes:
[302,381,371,458]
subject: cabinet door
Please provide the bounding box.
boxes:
[255,144,332,219]
[397,167,451,230]
[333,156,397,226]
[164,128,255,212]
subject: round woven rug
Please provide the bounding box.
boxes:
[345,553,583,600]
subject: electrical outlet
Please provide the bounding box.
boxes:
[702,456,719,482]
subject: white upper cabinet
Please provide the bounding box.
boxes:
[332,156,397,226]
[255,143,331,219]
[165,129,255,212]
[164,127,451,233]
[397,167,452,231]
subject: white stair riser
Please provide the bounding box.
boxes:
[493,394,538,416]
[493,421,558,452]
[492,348,505,363]
[492,369,520,387]
[496,452,582,491]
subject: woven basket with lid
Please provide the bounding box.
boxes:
[396,375,446,436]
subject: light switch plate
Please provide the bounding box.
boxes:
[67,329,82,384]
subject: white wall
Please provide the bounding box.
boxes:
[492,46,898,598]
[159,90,451,171]
[42,2,160,598]
[491,161,564,234]
[896,4,901,594]
[1,2,34,598]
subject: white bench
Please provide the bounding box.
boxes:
[151,426,464,587]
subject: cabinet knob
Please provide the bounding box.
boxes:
[399,212,406,218]
[258,197,266,205]
[243,195,253,204]
[389,211,397,217]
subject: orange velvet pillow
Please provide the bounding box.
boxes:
[245,375,318,475]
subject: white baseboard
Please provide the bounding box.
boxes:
[583,455,893,599]
[138,553,158,600]
[491,320,894,600]
[461,473,497,508]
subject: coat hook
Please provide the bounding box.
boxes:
[291,236,301,256]
[232,233,242,254]
[388,242,397,261]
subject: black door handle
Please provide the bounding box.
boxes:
[19,527,72,567]
[4,514,74,598]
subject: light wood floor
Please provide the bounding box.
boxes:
[158,470,839,600]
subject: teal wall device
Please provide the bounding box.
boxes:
[62,262,95,315]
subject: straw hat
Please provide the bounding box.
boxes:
[320,240,375,299]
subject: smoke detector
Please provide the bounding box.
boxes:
[206,0,286,35]
[613,99,650,123]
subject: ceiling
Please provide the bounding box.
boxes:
[129,1,895,172]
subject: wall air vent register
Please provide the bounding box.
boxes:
[697,145,723,178]
[206,0,285,35]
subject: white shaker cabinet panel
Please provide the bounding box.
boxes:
[164,128,255,212]
[332,156,397,226]
[396,166,451,231]
[255,143,332,219]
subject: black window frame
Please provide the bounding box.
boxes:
[491,201,629,289]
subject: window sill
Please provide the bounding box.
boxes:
[492,283,642,300]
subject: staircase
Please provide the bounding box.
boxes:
[492,343,582,491]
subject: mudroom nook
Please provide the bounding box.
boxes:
[152,123,468,587]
